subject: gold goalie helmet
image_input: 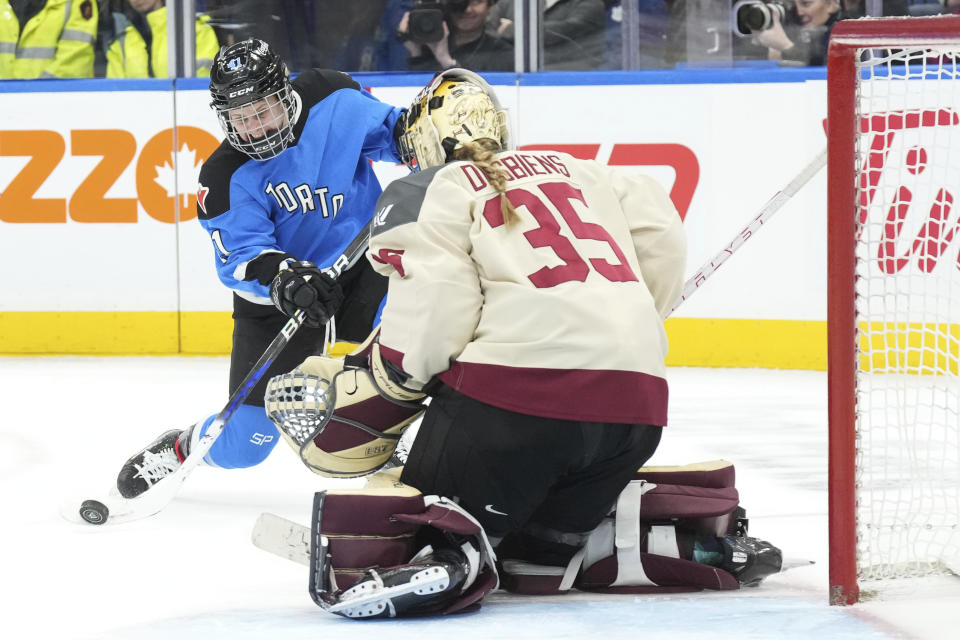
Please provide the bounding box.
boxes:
[398,68,512,171]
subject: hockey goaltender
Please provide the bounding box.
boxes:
[257,68,786,620]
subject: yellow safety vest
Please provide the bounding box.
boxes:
[0,0,98,79]
[106,7,218,78]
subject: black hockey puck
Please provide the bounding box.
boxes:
[79,499,109,525]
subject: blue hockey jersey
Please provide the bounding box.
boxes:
[196,69,404,303]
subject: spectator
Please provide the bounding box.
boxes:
[839,0,909,17]
[0,0,99,78]
[106,0,219,77]
[754,0,841,66]
[373,0,413,71]
[940,0,960,14]
[400,0,512,72]
[603,0,669,69]
[488,0,606,70]
[201,0,323,73]
[331,2,391,71]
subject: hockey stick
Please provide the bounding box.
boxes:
[64,227,373,526]
[668,147,827,315]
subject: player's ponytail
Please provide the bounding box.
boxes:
[453,139,519,227]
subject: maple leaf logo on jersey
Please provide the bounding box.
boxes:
[197,184,210,215]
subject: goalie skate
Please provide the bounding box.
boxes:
[327,556,461,619]
[718,535,784,587]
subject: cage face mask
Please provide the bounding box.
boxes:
[399,68,511,171]
[209,39,299,161]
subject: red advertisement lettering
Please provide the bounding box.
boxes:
[859,108,960,273]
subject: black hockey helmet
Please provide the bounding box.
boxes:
[209,39,298,161]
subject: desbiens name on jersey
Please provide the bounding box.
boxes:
[461,152,571,193]
[265,181,345,218]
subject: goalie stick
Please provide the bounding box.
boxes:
[62,227,373,526]
[669,147,827,315]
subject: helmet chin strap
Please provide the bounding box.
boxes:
[441,137,460,162]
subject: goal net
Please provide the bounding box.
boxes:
[827,15,960,605]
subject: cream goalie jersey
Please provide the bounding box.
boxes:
[368,150,686,426]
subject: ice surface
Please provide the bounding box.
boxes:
[2,358,958,639]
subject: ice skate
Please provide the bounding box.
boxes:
[116,429,191,499]
[718,536,783,587]
[325,547,471,619]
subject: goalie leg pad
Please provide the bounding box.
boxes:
[579,460,788,592]
[500,461,749,595]
[309,486,498,618]
[577,461,744,593]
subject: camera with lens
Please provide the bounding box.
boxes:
[406,0,471,45]
[732,0,793,37]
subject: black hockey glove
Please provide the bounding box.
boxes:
[269,260,344,328]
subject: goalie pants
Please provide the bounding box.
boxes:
[400,384,663,563]
[201,259,387,469]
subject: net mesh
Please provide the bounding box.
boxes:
[853,47,960,581]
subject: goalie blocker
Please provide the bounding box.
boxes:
[305,460,783,619]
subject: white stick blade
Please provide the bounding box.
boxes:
[251,512,312,566]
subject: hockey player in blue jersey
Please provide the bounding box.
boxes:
[115,38,407,498]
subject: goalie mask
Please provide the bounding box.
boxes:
[398,68,511,171]
[209,39,299,161]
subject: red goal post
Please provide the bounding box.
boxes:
[827,15,960,606]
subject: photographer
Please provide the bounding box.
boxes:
[749,0,841,66]
[399,0,512,71]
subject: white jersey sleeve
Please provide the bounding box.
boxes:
[368,167,482,386]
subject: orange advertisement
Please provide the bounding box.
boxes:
[0,126,220,224]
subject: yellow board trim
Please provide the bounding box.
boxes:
[0,312,181,355]
[2,312,830,369]
[179,311,233,354]
[5,313,952,374]
[858,322,960,375]
[663,317,827,370]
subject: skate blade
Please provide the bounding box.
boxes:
[780,557,816,572]
[328,567,451,618]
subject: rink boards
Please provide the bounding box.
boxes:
[0,69,862,366]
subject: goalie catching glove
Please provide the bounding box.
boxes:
[270,259,344,327]
[264,328,426,477]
